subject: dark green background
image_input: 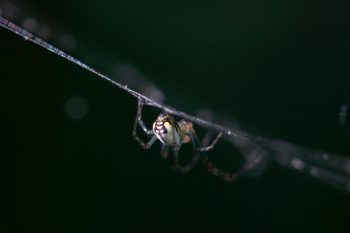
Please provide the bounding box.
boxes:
[2,0,350,232]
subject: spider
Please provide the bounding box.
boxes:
[132,98,239,181]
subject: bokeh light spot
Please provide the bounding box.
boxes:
[65,96,89,120]
[22,17,38,32]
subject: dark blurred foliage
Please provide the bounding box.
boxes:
[1,0,350,232]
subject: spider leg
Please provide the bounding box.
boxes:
[171,146,201,173]
[169,121,181,169]
[133,133,157,149]
[171,146,180,169]
[132,98,157,148]
[134,98,154,135]
[197,130,223,152]
[188,129,239,182]
[161,144,170,159]
[170,125,202,173]
[201,156,239,182]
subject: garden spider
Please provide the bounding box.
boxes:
[132,98,239,181]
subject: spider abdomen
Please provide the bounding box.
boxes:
[152,116,182,147]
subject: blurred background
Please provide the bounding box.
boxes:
[1,0,350,232]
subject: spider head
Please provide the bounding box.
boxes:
[156,113,173,122]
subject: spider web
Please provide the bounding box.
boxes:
[1,16,350,192]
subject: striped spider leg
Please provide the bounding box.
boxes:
[132,98,223,174]
[132,99,158,149]
[188,130,242,182]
